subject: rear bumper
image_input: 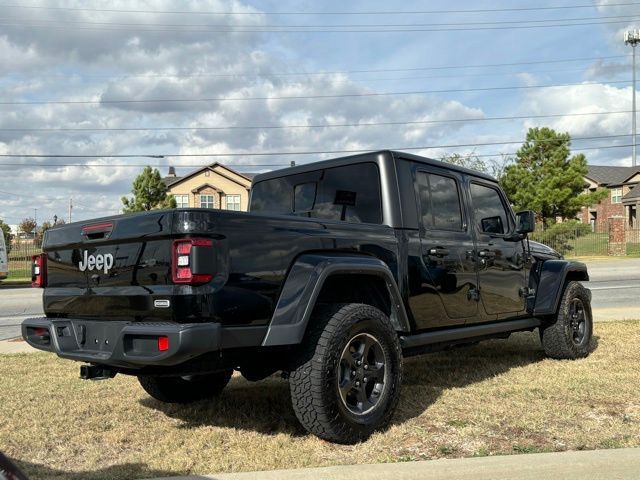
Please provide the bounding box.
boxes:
[21,317,221,369]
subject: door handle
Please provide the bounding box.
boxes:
[428,247,450,257]
[478,249,496,259]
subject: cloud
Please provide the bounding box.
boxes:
[2,0,634,225]
[0,0,491,224]
[521,82,634,166]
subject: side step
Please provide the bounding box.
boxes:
[400,318,541,350]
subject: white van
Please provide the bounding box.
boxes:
[0,233,8,281]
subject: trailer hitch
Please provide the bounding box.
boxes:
[80,364,117,381]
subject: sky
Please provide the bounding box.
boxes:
[0,0,638,227]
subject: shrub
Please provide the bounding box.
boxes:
[530,220,592,255]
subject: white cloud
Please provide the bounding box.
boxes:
[0,0,491,224]
[521,82,634,165]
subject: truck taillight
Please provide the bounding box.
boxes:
[171,238,213,285]
[32,253,47,288]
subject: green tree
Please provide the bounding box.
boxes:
[121,166,177,213]
[500,127,607,225]
[0,219,13,255]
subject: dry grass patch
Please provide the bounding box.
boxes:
[1,321,639,479]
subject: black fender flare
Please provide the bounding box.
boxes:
[261,253,410,347]
[533,260,590,316]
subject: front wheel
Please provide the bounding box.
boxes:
[289,303,402,444]
[540,281,593,359]
[138,369,233,403]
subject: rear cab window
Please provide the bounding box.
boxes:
[250,162,383,224]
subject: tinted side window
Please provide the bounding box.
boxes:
[313,163,381,223]
[470,183,509,234]
[417,172,463,230]
[294,182,316,212]
[250,162,382,224]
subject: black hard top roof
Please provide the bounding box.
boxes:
[252,150,497,184]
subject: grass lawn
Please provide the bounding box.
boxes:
[1,321,639,480]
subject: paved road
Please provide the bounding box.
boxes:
[1,258,638,340]
[0,287,42,340]
[582,257,640,320]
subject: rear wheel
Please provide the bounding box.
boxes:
[541,281,593,359]
[289,303,402,444]
[138,369,233,403]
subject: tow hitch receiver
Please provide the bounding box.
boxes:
[80,364,117,381]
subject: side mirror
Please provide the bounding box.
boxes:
[515,210,535,234]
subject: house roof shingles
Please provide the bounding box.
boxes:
[586,165,640,186]
[623,184,640,201]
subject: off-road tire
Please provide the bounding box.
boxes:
[540,281,593,359]
[289,303,402,444]
[138,369,233,403]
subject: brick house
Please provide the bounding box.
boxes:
[580,165,640,232]
[162,163,255,211]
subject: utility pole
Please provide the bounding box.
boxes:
[625,29,639,167]
[68,198,73,223]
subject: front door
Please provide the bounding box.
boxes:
[468,181,527,318]
[414,169,478,328]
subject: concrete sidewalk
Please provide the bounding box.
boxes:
[147,448,640,480]
[0,338,37,354]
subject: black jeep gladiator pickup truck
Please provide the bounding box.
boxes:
[23,150,593,444]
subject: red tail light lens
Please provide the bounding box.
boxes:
[157,336,169,352]
[32,254,47,288]
[171,238,213,285]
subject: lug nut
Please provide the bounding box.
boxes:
[363,377,368,383]
[355,381,360,387]
[357,360,362,366]
[351,370,356,376]
[364,365,368,370]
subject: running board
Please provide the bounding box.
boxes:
[400,318,541,350]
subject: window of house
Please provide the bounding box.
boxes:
[225,194,241,211]
[470,183,510,235]
[416,172,463,231]
[199,195,215,209]
[174,195,189,209]
[611,188,623,204]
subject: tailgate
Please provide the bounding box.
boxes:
[43,211,176,321]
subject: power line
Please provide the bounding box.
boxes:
[1,17,638,33]
[0,80,630,106]
[7,55,626,80]
[0,134,632,160]
[0,110,631,133]
[0,143,633,168]
[4,13,640,29]
[2,2,639,15]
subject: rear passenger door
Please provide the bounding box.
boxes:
[414,169,478,327]
[468,181,527,318]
